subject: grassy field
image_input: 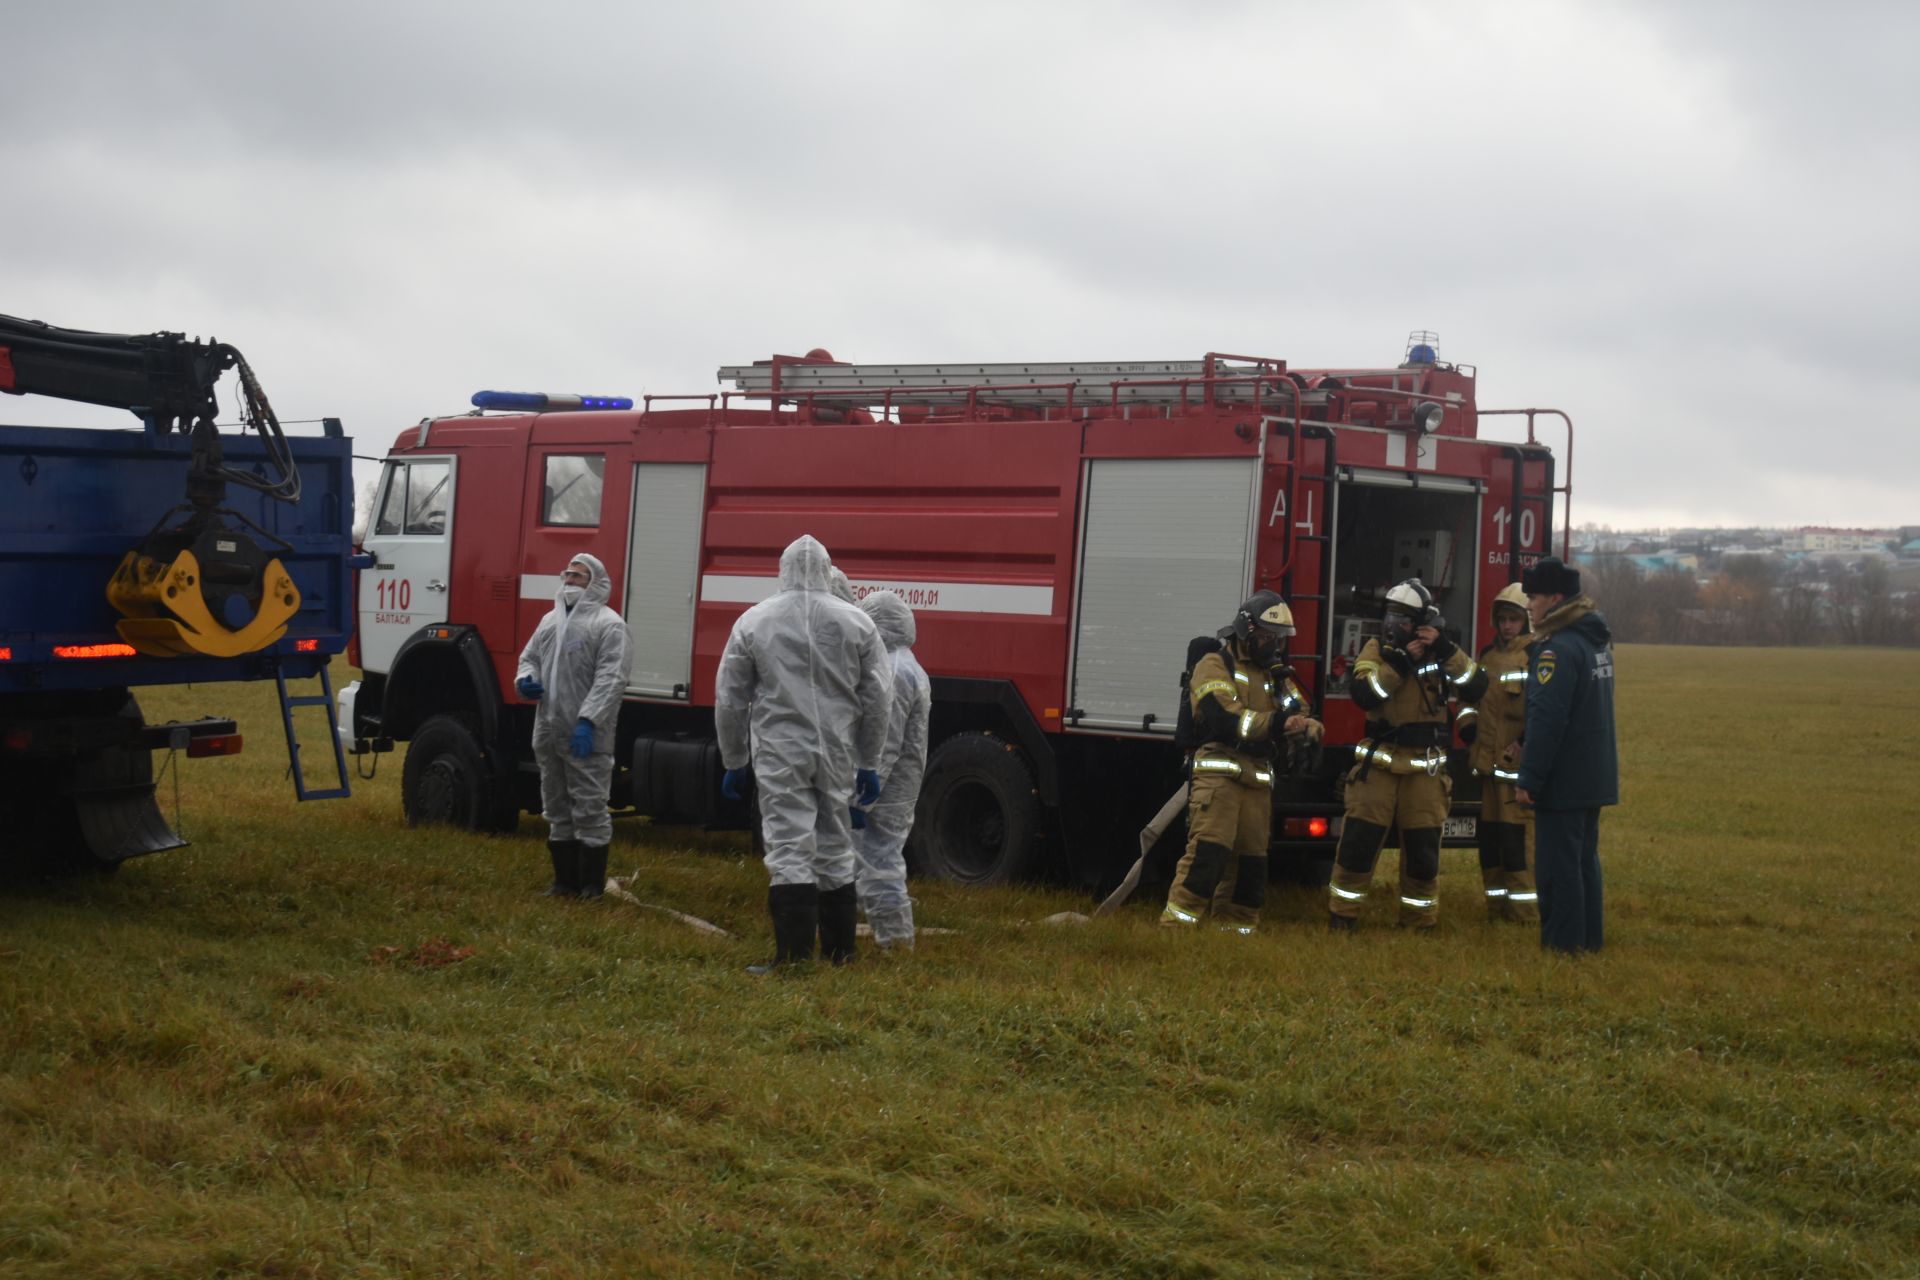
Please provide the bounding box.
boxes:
[2,646,1917,1278]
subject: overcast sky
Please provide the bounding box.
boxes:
[6,0,1915,530]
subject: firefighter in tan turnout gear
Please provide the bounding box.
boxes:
[1328,579,1487,931]
[1457,582,1539,922]
[1162,592,1322,932]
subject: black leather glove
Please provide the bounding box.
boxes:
[1458,720,1477,746]
[1427,633,1457,663]
[1379,646,1414,677]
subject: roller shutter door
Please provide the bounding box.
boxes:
[1069,457,1259,733]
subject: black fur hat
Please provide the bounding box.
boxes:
[1521,556,1581,598]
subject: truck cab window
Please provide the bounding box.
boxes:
[542,454,605,527]
[374,461,452,536]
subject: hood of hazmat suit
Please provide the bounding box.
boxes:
[856,590,931,824]
[514,551,631,753]
[714,536,893,794]
[828,566,858,604]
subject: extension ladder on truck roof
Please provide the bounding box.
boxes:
[719,355,1318,411]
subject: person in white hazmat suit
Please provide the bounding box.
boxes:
[828,566,857,604]
[851,590,931,950]
[514,553,630,899]
[715,536,892,968]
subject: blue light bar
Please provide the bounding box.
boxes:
[470,391,635,412]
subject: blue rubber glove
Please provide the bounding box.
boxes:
[721,767,749,801]
[850,807,867,831]
[856,768,882,807]
[569,719,595,759]
[515,675,544,701]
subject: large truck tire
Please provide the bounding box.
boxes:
[401,715,519,834]
[1,690,178,876]
[910,732,1044,885]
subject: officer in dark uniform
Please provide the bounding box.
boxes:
[1515,557,1619,954]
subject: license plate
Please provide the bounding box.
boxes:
[1442,816,1477,840]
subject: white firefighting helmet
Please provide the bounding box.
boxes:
[1493,581,1530,628]
[1384,578,1436,623]
[1233,590,1295,641]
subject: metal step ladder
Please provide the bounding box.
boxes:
[1277,424,1339,707]
[718,357,1320,410]
[275,662,352,801]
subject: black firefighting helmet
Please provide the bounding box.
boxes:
[1232,590,1296,646]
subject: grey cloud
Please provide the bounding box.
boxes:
[5,0,1915,524]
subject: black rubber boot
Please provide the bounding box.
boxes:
[576,844,608,899]
[747,883,819,974]
[544,839,581,897]
[818,883,860,965]
[1328,912,1357,933]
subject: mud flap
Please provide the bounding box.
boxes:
[71,780,186,863]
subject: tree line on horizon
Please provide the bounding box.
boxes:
[1579,555,1916,647]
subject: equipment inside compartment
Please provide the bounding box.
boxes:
[1324,482,1480,697]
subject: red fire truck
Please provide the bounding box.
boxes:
[342,336,1569,889]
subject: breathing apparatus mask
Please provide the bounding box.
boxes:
[1381,578,1439,649]
[1231,590,1295,666]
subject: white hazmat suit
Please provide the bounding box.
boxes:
[715,536,892,891]
[515,552,629,851]
[853,590,931,948]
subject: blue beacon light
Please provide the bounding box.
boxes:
[470,390,635,412]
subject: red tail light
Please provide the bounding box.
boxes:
[294,638,320,652]
[54,643,137,659]
[187,734,243,759]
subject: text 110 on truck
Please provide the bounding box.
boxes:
[345,336,1570,890]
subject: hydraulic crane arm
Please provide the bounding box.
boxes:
[0,311,298,503]
[2,311,307,658]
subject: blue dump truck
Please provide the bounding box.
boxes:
[0,313,358,873]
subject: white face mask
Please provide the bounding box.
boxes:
[560,584,583,606]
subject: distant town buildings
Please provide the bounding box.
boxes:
[1781,527,1894,554]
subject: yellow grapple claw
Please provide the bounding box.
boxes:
[108,548,299,658]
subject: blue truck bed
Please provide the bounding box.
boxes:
[0,423,355,691]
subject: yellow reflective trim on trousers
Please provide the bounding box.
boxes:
[1194,755,1271,787]
[1509,890,1538,902]
[1330,882,1367,901]
[1485,887,1509,898]
[1401,894,1437,909]
[1161,901,1202,925]
[1492,767,1519,782]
